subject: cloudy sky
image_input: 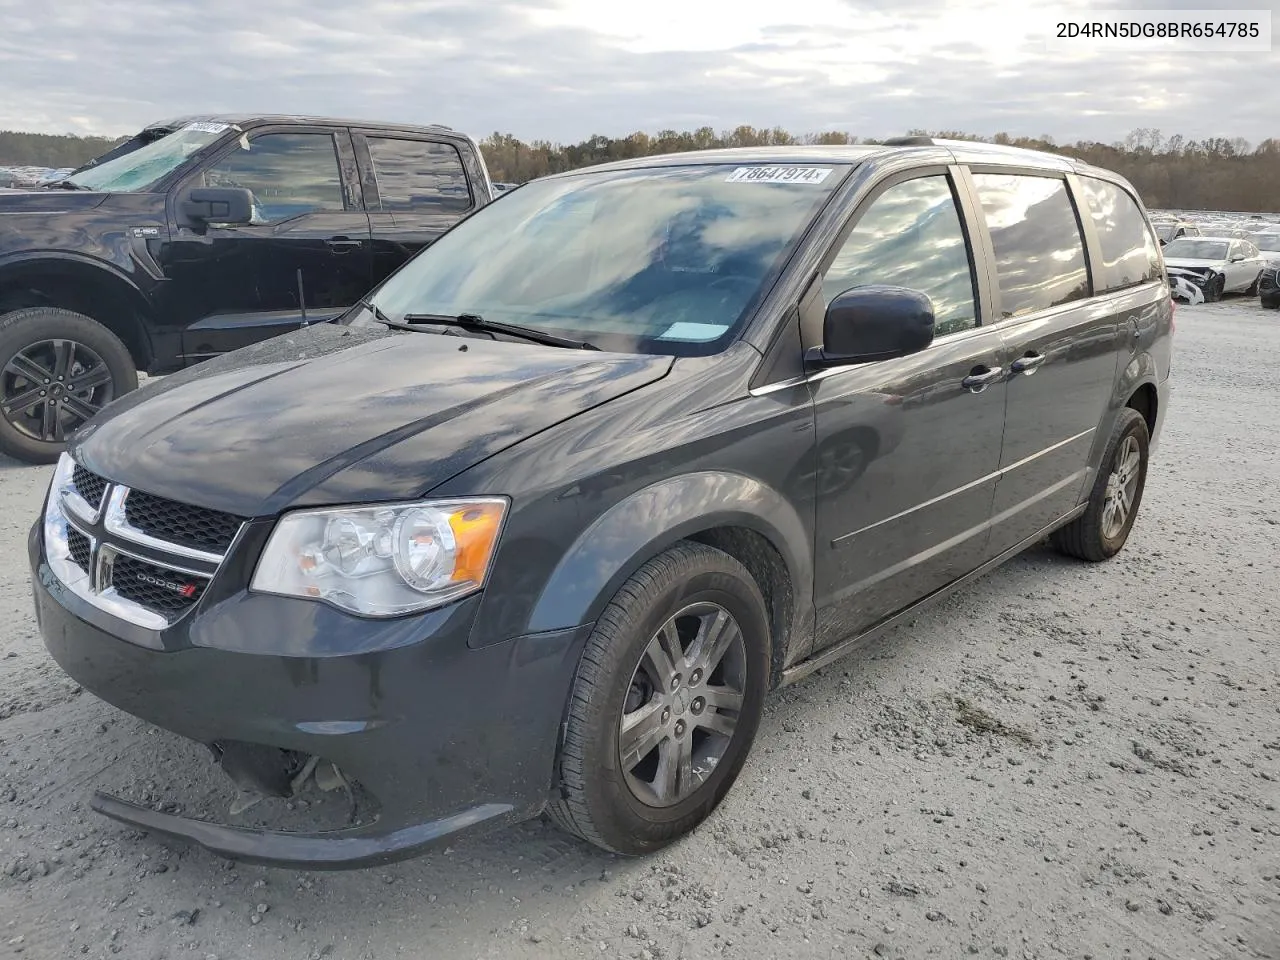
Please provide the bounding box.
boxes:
[0,0,1275,145]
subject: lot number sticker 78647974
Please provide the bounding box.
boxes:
[724,166,833,184]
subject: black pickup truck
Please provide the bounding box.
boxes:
[0,114,496,463]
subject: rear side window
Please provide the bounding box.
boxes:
[823,175,978,337]
[366,138,472,213]
[971,173,1089,319]
[1078,177,1162,292]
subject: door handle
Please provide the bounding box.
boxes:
[326,237,363,251]
[1010,352,1046,375]
[962,365,1003,393]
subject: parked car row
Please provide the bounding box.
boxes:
[27,134,1172,867]
[0,114,497,463]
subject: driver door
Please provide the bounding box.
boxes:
[810,170,1009,650]
[156,126,373,364]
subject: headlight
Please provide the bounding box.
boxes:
[250,498,507,617]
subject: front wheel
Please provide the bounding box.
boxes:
[547,542,771,855]
[0,307,137,464]
[1051,407,1150,562]
[1205,275,1226,302]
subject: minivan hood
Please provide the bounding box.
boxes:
[71,325,672,517]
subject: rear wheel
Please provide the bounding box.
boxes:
[547,542,770,855]
[0,307,137,464]
[1051,407,1149,562]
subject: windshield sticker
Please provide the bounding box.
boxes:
[182,121,230,134]
[656,321,730,342]
[725,166,832,185]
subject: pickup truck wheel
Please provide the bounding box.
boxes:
[0,307,137,464]
[1051,407,1149,562]
[547,542,770,855]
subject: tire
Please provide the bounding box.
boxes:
[1051,407,1149,562]
[547,542,771,855]
[1205,275,1225,302]
[1245,275,1260,297]
[0,307,137,464]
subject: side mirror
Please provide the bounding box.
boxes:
[808,285,936,368]
[178,187,253,227]
[1229,253,1245,262]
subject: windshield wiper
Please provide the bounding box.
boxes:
[400,312,599,350]
[41,179,90,191]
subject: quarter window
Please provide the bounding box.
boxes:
[201,133,345,223]
[823,175,978,337]
[366,138,472,213]
[1078,176,1161,292]
[971,173,1089,318]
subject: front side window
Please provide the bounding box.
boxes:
[200,133,345,223]
[972,173,1089,319]
[65,123,229,193]
[366,138,471,213]
[354,163,847,356]
[1078,177,1161,292]
[822,176,977,337]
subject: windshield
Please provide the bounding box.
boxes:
[1163,238,1228,260]
[66,122,232,192]
[353,163,847,355]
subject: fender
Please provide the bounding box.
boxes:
[1080,349,1160,494]
[0,250,155,306]
[0,252,157,360]
[525,470,815,662]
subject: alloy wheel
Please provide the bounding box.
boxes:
[1,339,114,443]
[618,601,747,808]
[1101,434,1141,540]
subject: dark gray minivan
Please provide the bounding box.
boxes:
[30,137,1172,868]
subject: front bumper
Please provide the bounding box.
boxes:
[29,523,591,869]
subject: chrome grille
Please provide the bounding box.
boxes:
[42,454,244,630]
[72,465,107,511]
[111,553,207,613]
[67,527,92,573]
[124,490,244,554]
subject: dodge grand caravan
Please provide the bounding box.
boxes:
[30,138,1172,868]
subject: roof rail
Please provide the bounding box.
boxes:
[881,135,936,146]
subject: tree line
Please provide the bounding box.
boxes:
[3,124,1277,212]
[0,130,124,169]
[477,126,1280,213]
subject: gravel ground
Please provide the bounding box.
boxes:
[1,297,1277,960]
